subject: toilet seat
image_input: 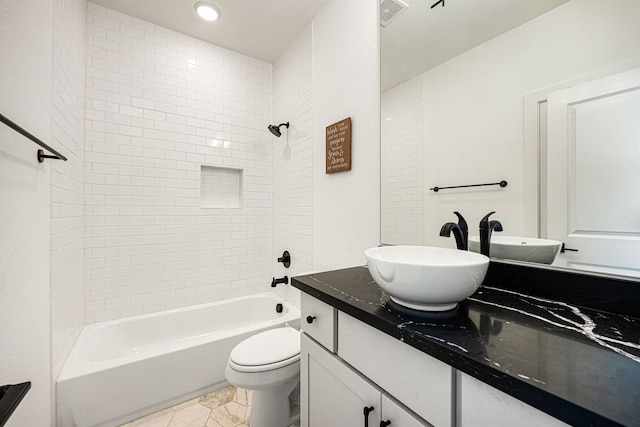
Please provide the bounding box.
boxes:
[229,327,300,373]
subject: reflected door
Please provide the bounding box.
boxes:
[547,69,640,276]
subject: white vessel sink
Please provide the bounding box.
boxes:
[468,236,562,264]
[365,246,489,312]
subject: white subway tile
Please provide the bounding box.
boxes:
[131,16,155,33]
[84,4,288,321]
[119,23,144,40]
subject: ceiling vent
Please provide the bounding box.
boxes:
[380,0,409,27]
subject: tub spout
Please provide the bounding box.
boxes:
[271,276,289,287]
[439,211,468,250]
[479,211,503,257]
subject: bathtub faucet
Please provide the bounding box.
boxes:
[271,276,289,287]
[479,211,503,257]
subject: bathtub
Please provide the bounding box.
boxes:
[56,292,300,427]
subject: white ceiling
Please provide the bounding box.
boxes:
[90,0,332,63]
[381,0,569,91]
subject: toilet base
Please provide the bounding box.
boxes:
[248,376,299,427]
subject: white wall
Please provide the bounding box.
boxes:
[381,0,640,247]
[0,1,53,425]
[312,0,380,270]
[272,24,314,305]
[84,3,274,322]
[381,76,424,245]
[51,0,86,383]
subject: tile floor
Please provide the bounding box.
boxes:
[119,386,252,427]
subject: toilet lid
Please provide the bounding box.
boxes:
[230,327,300,367]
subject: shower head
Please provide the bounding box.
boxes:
[268,122,289,137]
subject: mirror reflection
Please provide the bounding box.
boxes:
[380,0,640,277]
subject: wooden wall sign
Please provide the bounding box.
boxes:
[326,117,352,174]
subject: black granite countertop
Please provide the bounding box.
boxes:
[291,264,640,427]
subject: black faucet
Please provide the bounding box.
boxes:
[271,276,288,287]
[479,211,503,257]
[439,211,468,250]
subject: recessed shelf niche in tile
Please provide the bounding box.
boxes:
[200,165,243,208]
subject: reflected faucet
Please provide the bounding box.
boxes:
[439,211,468,250]
[479,211,503,257]
[478,314,504,345]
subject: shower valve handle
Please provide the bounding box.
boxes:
[277,250,291,268]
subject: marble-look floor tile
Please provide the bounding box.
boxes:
[199,386,237,409]
[170,397,201,412]
[208,401,248,427]
[168,403,210,427]
[206,421,249,427]
[233,388,252,407]
[130,408,175,427]
[119,386,253,427]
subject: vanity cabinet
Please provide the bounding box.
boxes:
[300,294,568,427]
[301,333,429,427]
[293,267,635,426]
[301,294,435,427]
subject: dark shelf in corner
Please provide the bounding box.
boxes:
[0,382,31,426]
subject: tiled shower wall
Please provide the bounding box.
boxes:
[51,0,86,379]
[84,3,273,322]
[272,24,314,297]
[381,76,424,245]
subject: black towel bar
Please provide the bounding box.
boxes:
[0,113,67,162]
[430,180,507,192]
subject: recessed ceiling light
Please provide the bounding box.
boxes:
[195,2,220,22]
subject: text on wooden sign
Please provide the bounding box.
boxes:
[326,117,352,174]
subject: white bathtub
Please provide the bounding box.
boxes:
[57,292,300,427]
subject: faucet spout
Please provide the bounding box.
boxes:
[439,211,468,250]
[479,211,503,257]
[271,276,288,287]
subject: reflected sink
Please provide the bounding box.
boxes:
[365,246,489,312]
[468,236,562,264]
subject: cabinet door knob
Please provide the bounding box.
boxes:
[380,421,391,427]
[306,315,316,324]
[364,406,374,427]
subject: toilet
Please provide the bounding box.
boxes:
[225,326,301,427]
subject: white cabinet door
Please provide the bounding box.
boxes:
[382,394,433,427]
[301,333,381,427]
[459,373,568,427]
[301,333,432,427]
[547,68,640,276]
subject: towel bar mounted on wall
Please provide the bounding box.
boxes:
[0,113,67,163]
[430,180,507,192]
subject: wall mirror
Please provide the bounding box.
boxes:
[380,0,640,278]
